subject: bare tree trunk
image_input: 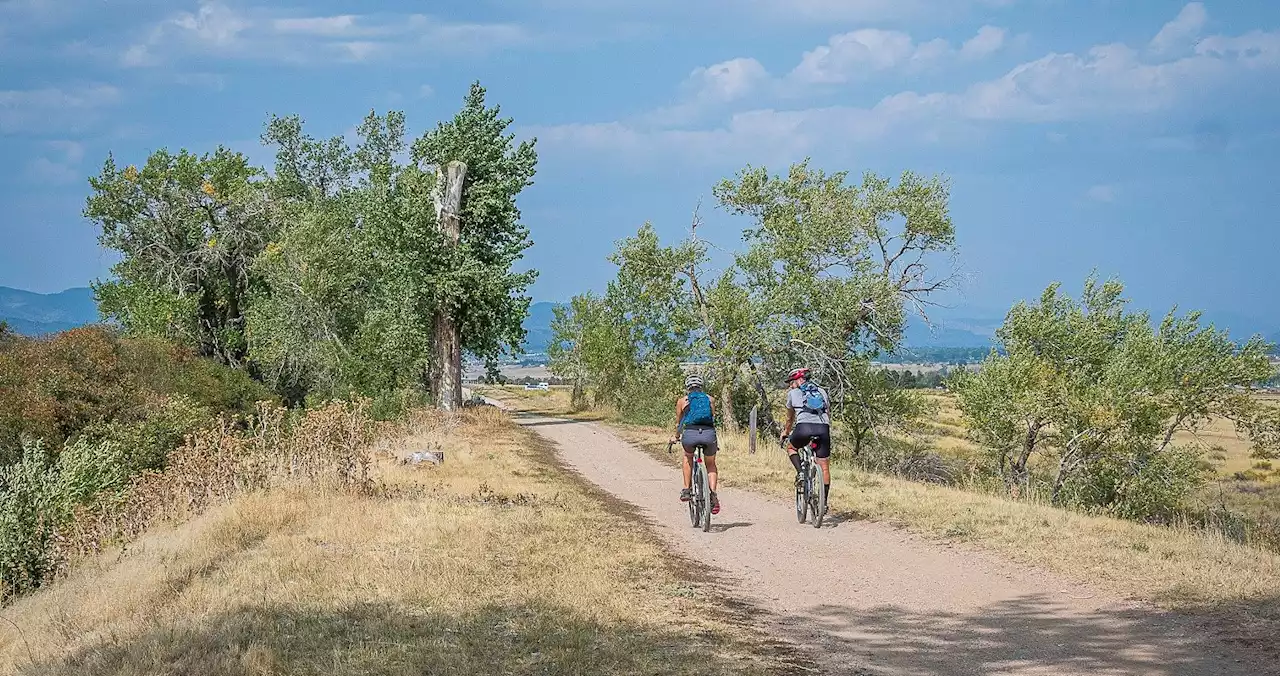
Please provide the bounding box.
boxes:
[432,161,467,412]
[746,359,780,439]
[719,381,738,433]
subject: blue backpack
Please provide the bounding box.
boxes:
[683,390,715,427]
[800,383,827,415]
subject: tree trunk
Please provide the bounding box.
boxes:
[745,359,780,439]
[432,161,467,411]
[720,381,738,433]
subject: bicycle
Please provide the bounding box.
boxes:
[782,435,826,528]
[668,440,712,532]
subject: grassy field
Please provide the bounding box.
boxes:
[481,385,1280,653]
[0,406,802,675]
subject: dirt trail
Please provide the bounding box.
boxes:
[517,414,1266,676]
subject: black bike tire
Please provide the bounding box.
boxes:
[812,463,826,529]
[795,461,808,524]
[688,463,701,527]
[700,458,712,532]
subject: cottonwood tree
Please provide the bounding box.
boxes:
[86,148,272,368]
[713,160,960,439]
[953,275,1280,519]
[412,82,538,409]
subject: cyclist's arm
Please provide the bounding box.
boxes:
[672,396,687,440]
[782,406,796,438]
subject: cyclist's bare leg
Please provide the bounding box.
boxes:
[682,451,694,489]
[816,456,831,510]
[705,454,718,492]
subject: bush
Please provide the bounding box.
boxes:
[1061,446,1209,522]
[1,399,375,601]
[0,328,274,464]
[0,442,67,599]
[74,395,213,476]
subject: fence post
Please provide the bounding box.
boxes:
[749,405,758,454]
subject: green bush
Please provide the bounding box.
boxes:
[0,442,68,599]
[75,395,213,476]
[1063,445,1209,522]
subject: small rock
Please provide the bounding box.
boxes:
[404,450,445,466]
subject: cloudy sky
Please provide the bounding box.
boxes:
[2,0,1278,324]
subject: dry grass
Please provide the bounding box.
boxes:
[486,390,1280,646]
[0,406,798,675]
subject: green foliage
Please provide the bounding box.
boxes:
[551,159,957,440]
[75,396,213,476]
[0,327,271,465]
[0,441,65,599]
[953,274,1280,520]
[86,82,537,408]
[85,148,271,367]
[412,82,539,371]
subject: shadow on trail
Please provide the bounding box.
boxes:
[797,593,1269,676]
[708,521,753,533]
[21,600,801,676]
[512,416,609,427]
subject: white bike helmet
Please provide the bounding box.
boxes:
[684,374,704,390]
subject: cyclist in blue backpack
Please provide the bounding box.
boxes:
[671,373,721,514]
[781,367,832,513]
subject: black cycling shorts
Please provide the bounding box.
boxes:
[789,423,831,459]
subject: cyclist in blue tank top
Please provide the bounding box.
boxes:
[670,373,721,514]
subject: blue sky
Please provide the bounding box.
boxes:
[2,0,1278,329]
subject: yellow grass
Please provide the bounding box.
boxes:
[0,407,797,675]
[487,391,1280,644]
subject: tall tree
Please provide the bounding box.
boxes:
[85,148,272,368]
[412,82,539,409]
[713,160,959,437]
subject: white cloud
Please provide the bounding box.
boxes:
[688,57,770,102]
[121,2,533,67]
[419,84,436,98]
[1085,184,1116,203]
[961,25,1007,59]
[26,140,86,185]
[0,85,121,133]
[788,25,1006,85]
[1149,2,1207,55]
[533,5,1280,161]
[742,0,1017,23]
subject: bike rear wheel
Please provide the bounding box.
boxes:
[688,463,702,527]
[699,454,712,532]
[811,463,826,529]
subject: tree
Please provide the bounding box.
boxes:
[86,148,272,369]
[713,160,959,439]
[411,82,538,409]
[953,275,1280,518]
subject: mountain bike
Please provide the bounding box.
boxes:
[669,441,712,532]
[783,435,826,528]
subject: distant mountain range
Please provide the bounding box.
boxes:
[0,286,99,336]
[3,289,1274,356]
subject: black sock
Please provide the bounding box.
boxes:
[823,483,830,502]
[789,454,802,471]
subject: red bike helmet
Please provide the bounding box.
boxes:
[785,367,810,383]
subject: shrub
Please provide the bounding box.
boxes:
[0,328,274,465]
[0,442,67,599]
[1,399,374,601]
[1061,445,1209,522]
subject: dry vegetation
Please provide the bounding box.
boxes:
[482,385,1280,647]
[0,406,800,675]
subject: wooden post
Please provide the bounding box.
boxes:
[433,161,467,411]
[749,405,758,454]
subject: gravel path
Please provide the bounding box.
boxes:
[517,413,1267,676]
